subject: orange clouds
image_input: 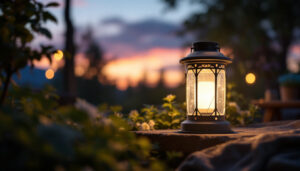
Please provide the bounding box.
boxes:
[74,53,90,77]
[32,47,187,90]
[33,53,64,71]
[102,48,185,90]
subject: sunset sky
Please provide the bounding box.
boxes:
[31,0,300,90]
[31,0,201,89]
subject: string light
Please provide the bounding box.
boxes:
[245,73,256,84]
[45,69,55,79]
[54,50,63,61]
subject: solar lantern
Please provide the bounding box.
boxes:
[180,42,233,133]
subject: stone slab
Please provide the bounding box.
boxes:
[135,120,300,155]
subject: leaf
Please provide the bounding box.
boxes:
[171,119,180,124]
[162,103,172,109]
[46,2,60,7]
[43,11,57,23]
[39,27,52,39]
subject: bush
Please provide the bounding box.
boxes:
[226,83,261,126]
[0,86,165,170]
[127,90,261,129]
[126,94,185,131]
[0,0,58,104]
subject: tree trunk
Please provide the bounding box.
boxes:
[63,0,76,95]
[0,71,12,105]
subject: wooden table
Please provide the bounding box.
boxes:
[252,100,300,122]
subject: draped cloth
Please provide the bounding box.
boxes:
[178,121,300,171]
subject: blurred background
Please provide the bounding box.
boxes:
[16,0,300,112]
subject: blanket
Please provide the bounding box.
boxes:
[178,121,300,171]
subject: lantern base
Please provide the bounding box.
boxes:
[180,120,233,134]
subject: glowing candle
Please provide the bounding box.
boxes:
[197,81,215,113]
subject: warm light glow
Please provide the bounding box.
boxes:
[186,70,195,115]
[85,67,98,79]
[74,53,90,77]
[34,47,188,90]
[245,73,256,84]
[287,44,300,73]
[197,81,215,113]
[116,79,128,91]
[33,55,64,71]
[45,69,55,79]
[75,66,85,76]
[33,56,51,69]
[163,69,184,88]
[54,50,63,61]
[102,48,184,90]
[145,71,160,87]
[220,47,234,59]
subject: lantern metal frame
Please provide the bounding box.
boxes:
[180,42,233,133]
[186,63,225,121]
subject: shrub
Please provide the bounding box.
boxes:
[226,83,261,126]
[127,94,185,130]
[0,0,58,104]
[0,86,165,170]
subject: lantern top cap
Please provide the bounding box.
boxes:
[192,42,219,51]
[180,41,232,64]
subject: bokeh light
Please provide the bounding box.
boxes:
[75,66,85,77]
[45,69,55,80]
[245,73,256,84]
[54,50,63,61]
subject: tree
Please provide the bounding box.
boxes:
[0,0,58,105]
[63,0,76,95]
[163,0,300,91]
[81,27,104,79]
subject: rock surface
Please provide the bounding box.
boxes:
[135,120,298,154]
[136,120,300,170]
[178,120,300,171]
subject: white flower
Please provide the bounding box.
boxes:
[148,120,155,130]
[129,110,139,121]
[228,102,241,113]
[136,122,141,128]
[140,122,150,131]
[75,98,100,118]
[114,112,123,118]
[164,94,176,102]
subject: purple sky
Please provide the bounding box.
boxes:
[33,0,202,57]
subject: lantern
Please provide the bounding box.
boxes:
[180,42,233,133]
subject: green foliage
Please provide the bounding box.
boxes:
[0,86,165,170]
[226,83,261,126]
[127,91,260,128]
[226,102,260,126]
[0,0,58,104]
[127,94,185,130]
[278,74,300,87]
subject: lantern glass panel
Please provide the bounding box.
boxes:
[186,69,195,115]
[217,69,226,115]
[197,69,215,114]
